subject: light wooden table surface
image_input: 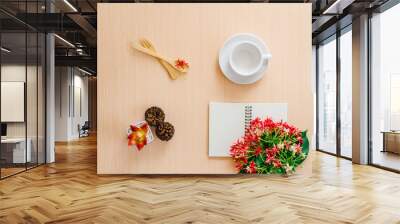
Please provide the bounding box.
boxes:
[97,3,313,174]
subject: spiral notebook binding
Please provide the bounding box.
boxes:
[244,105,253,132]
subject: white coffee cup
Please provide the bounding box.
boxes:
[229,41,271,77]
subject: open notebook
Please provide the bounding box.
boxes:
[209,102,288,157]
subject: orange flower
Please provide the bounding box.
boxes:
[294,144,302,154]
[128,123,148,150]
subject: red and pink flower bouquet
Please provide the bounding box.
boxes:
[230,117,309,175]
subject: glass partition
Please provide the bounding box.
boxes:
[0,31,28,178]
[27,31,38,169]
[0,2,46,179]
[38,32,46,165]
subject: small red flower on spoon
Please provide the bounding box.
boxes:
[175,59,189,70]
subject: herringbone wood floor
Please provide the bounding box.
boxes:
[1,135,400,224]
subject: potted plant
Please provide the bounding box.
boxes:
[230,118,309,175]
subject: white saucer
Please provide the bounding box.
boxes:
[219,33,271,85]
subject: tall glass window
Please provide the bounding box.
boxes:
[318,37,337,154]
[371,3,400,171]
[340,29,352,158]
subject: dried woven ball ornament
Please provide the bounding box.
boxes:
[145,106,165,127]
[155,122,175,141]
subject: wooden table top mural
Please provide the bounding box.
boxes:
[97,3,313,174]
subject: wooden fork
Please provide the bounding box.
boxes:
[132,42,188,74]
[140,39,178,80]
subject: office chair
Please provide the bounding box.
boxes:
[79,121,90,138]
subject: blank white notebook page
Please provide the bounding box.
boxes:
[209,102,288,157]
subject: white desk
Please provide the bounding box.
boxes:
[1,138,31,163]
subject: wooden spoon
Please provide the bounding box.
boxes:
[132,43,188,73]
[140,39,178,80]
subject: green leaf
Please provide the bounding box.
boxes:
[255,156,263,167]
[301,130,309,156]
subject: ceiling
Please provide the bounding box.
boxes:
[0,0,394,75]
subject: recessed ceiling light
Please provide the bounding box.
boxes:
[63,0,78,12]
[54,34,75,48]
[78,67,93,76]
[322,0,354,15]
[1,47,11,53]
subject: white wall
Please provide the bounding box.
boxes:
[1,64,46,164]
[71,73,89,138]
[55,67,89,141]
[1,65,28,140]
[1,65,38,138]
[55,67,70,141]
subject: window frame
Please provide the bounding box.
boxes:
[315,24,353,161]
